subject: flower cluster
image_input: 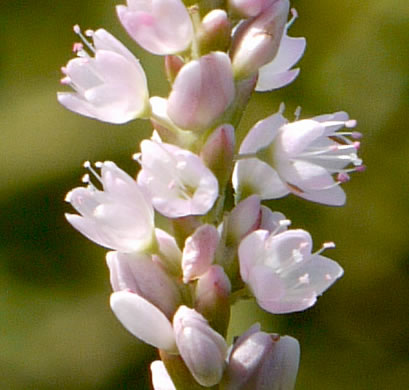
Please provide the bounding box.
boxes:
[59,0,364,389]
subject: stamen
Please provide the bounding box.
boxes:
[81,173,90,183]
[279,102,286,115]
[345,119,357,128]
[271,218,291,235]
[337,172,350,183]
[72,42,83,53]
[286,8,298,29]
[294,106,302,120]
[73,24,95,54]
[83,161,103,185]
[313,241,335,256]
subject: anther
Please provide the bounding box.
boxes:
[294,106,302,120]
[337,172,350,183]
[287,8,299,28]
[345,119,357,128]
[73,24,95,54]
[351,131,363,139]
[81,173,90,183]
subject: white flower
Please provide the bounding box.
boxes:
[238,229,343,313]
[137,140,219,218]
[233,108,364,206]
[117,0,193,55]
[256,9,306,91]
[65,161,155,253]
[58,26,149,124]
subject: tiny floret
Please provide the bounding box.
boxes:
[58,27,150,124]
[233,108,363,205]
[238,228,344,313]
[65,161,155,253]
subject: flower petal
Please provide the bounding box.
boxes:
[110,291,177,351]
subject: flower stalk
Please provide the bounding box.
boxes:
[58,1,364,389]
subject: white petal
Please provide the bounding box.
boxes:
[233,159,289,199]
[256,68,300,91]
[239,112,286,153]
[238,230,270,282]
[150,361,176,390]
[276,119,325,157]
[256,34,305,91]
[110,291,176,351]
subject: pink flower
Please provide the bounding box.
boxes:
[238,229,343,314]
[65,161,155,253]
[137,140,219,218]
[233,109,363,206]
[58,27,149,124]
[117,0,193,55]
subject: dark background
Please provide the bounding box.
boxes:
[1,0,408,388]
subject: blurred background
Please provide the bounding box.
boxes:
[1,0,408,389]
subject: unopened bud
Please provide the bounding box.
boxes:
[226,195,261,244]
[165,55,185,84]
[198,10,231,54]
[107,250,181,319]
[200,124,235,187]
[167,52,235,131]
[231,0,290,80]
[221,324,300,390]
[182,224,220,283]
[173,306,228,387]
[195,265,231,336]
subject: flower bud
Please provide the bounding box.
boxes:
[165,55,185,84]
[221,324,300,390]
[200,124,235,187]
[226,195,261,244]
[231,0,290,80]
[198,10,231,54]
[195,265,231,336]
[110,291,177,352]
[167,52,235,131]
[182,224,220,283]
[173,306,228,386]
[106,251,181,319]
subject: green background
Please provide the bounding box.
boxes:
[1,0,408,388]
